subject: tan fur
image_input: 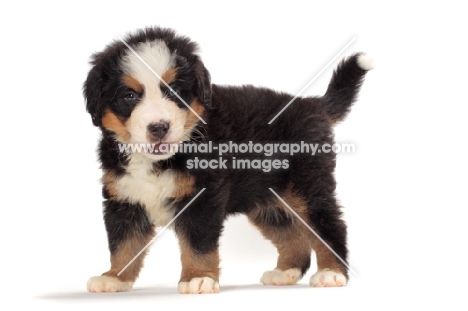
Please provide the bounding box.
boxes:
[184,99,205,130]
[283,187,346,274]
[102,170,119,198]
[102,110,131,141]
[172,173,196,201]
[279,185,308,216]
[310,231,346,274]
[122,74,143,93]
[161,67,177,85]
[252,218,312,271]
[282,186,345,274]
[103,231,155,282]
[178,236,220,283]
[248,189,312,271]
[250,185,345,274]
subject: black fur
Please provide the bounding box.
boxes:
[99,132,129,175]
[84,27,210,126]
[103,200,154,254]
[171,84,350,272]
[84,26,372,286]
[322,53,368,123]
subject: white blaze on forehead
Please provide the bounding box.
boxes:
[122,40,175,91]
[121,40,188,150]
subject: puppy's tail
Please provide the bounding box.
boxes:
[321,53,375,123]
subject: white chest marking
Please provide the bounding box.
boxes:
[115,155,176,226]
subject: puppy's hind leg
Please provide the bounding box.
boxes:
[288,150,349,287]
[301,175,349,287]
[248,201,312,286]
[265,182,348,287]
[306,195,348,287]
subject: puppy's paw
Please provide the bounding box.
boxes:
[178,277,220,294]
[261,268,302,286]
[87,275,133,293]
[309,269,347,287]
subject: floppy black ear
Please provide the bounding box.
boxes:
[193,57,212,109]
[83,65,104,126]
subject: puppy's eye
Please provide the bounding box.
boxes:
[124,92,138,101]
[165,87,179,98]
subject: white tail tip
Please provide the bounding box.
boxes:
[357,54,376,71]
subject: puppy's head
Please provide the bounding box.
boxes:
[84,27,211,160]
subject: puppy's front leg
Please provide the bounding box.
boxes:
[177,237,220,294]
[87,200,155,293]
[175,201,222,294]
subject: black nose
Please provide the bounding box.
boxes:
[147,121,170,139]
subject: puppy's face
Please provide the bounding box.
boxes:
[84,30,211,160]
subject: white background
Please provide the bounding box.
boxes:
[1,0,467,309]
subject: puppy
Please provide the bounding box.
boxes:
[83,27,373,293]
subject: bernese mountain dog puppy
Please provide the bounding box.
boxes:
[83,27,374,294]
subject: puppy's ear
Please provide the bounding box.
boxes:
[193,57,212,109]
[83,65,104,126]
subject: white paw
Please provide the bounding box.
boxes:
[357,54,376,71]
[87,275,133,293]
[309,269,347,287]
[178,277,220,294]
[261,268,302,286]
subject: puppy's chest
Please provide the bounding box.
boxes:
[113,161,176,227]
